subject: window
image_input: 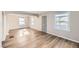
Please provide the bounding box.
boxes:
[55,13,70,31]
[19,17,25,25]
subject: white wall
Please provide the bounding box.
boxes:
[1,14,31,41]
[4,11,79,43]
[30,16,42,31]
[7,14,19,31]
[6,14,30,32]
[0,11,2,47]
[6,14,42,34]
[69,11,79,42]
[39,11,79,43]
[25,16,30,27]
[0,12,2,40]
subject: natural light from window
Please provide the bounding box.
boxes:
[55,13,70,31]
[19,17,25,26]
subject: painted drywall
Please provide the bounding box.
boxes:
[6,14,30,32]
[7,14,19,31]
[0,11,2,47]
[39,11,79,43]
[69,11,79,42]
[0,12,2,40]
[25,16,30,27]
[3,11,79,43]
[30,16,42,31]
[3,12,8,41]
[4,14,38,41]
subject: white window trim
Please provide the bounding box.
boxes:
[19,16,25,26]
[55,13,70,31]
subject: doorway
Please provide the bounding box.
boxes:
[42,16,47,32]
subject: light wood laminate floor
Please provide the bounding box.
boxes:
[2,28,79,48]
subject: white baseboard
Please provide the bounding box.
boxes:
[0,41,2,48]
[47,32,79,43]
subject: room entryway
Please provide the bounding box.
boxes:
[42,16,47,32]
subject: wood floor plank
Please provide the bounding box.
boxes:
[2,28,79,48]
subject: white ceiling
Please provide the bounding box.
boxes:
[6,11,49,16]
[25,11,48,14]
[6,11,69,16]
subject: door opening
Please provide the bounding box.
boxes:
[42,16,47,32]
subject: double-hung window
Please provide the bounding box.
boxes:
[19,17,25,26]
[55,13,70,31]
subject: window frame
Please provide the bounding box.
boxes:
[18,16,25,26]
[55,13,70,31]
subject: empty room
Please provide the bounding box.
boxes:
[0,11,79,48]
